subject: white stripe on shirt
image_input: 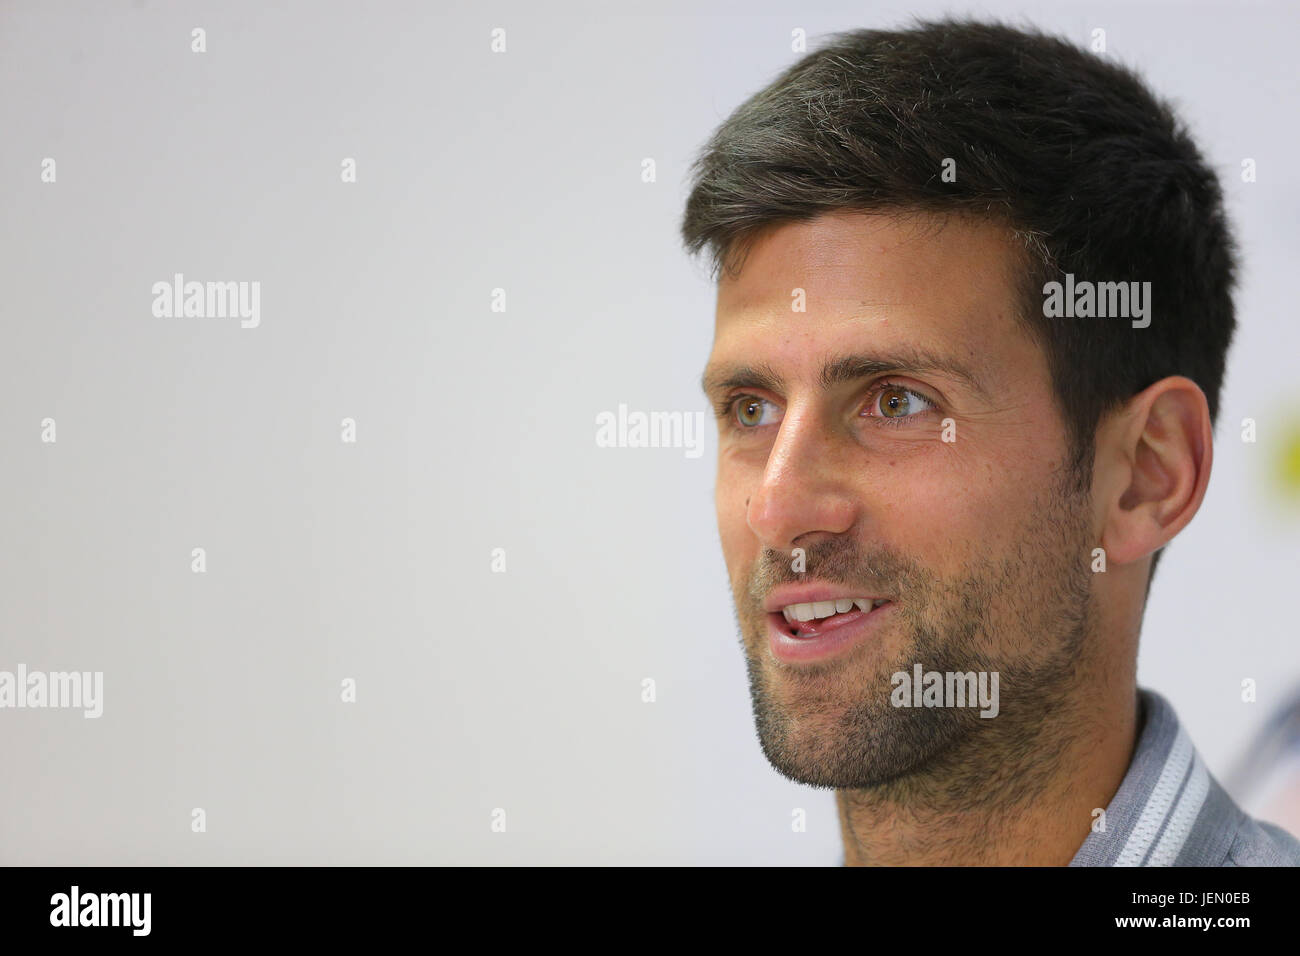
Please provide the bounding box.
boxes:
[1146,750,1211,866]
[1115,725,1193,866]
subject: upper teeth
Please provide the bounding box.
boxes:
[781,598,885,623]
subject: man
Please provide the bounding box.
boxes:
[681,18,1300,866]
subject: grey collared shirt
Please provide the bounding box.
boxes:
[1071,687,1300,866]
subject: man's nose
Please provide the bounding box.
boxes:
[746,406,858,552]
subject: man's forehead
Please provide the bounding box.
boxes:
[705,211,1032,394]
[714,210,1021,325]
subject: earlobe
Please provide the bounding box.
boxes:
[1099,377,1213,567]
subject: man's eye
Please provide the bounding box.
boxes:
[867,384,934,420]
[733,396,782,428]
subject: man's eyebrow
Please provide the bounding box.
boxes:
[700,362,784,399]
[820,349,990,399]
[701,349,989,400]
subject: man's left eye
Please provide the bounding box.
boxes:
[867,385,933,419]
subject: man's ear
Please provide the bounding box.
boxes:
[1095,376,1213,567]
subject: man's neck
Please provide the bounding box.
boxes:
[835,686,1140,866]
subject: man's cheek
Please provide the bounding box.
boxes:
[717,504,759,580]
[716,518,752,581]
[715,471,754,548]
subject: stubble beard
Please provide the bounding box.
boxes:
[735,472,1098,811]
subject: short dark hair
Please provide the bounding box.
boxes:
[680,16,1238,586]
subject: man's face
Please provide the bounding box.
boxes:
[704,210,1100,791]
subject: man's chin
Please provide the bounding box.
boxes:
[753,709,971,790]
[746,658,973,790]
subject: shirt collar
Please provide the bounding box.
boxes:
[1070,688,1215,866]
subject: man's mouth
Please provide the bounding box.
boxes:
[776,598,891,638]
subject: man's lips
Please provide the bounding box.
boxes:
[762,583,891,611]
[757,582,895,663]
[763,583,889,625]
[764,597,895,663]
